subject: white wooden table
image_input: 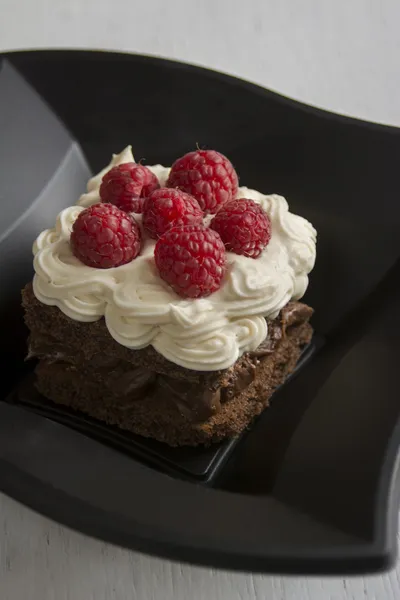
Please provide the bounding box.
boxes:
[1,1,400,598]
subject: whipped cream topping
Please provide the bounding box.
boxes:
[32,147,316,371]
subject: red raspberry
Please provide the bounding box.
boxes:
[154,225,226,298]
[100,163,159,213]
[166,150,238,214]
[210,198,271,258]
[142,188,203,239]
[71,203,141,268]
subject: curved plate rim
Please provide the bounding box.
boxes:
[0,48,399,575]
[4,47,400,135]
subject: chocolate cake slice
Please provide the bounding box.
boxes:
[23,146,317,446]
[22,284,313,446]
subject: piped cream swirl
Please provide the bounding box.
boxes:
[32,148,317,371]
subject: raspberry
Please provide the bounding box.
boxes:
[154,225,226,298]
[166,150,238,214]
[210,198,271,258]
[71,203,141,268]
[142,188,203,239]
[100,163,159,213]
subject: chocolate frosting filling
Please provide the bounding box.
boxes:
[158,301,312,421]
[28,301,313,423]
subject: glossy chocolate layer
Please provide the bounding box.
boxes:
[23,285,313,443]
[28,301,313,423]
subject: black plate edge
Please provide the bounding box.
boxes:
[0,402,396,576]
[4,48,400,136]
[0,49,398,574]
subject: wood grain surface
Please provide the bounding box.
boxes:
[1,494,400,600]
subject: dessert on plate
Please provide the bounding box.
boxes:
[22,146,317,446]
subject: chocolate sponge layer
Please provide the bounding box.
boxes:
[22,284,313,446]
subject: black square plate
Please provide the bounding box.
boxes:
[1,50,400,575]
